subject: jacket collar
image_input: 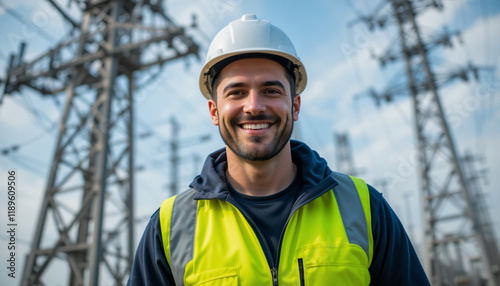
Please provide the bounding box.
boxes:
[190,140,336,201]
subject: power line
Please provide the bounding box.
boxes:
[476,0,493,156]
[0,127,55,154]
[479,0,491,66]
[2,153,46,176]
[451,1,493,159]
[11,94,57,132]
[0,0,56,43]
[0,234,31,246]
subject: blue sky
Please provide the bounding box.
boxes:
[1,0,499,284]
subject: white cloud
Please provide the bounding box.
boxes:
[0,97,32,129]
[168,0,245,43]
[446,11,500,66]
[418,0,471,29]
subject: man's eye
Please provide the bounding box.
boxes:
[228,90,242,96]
[264,89,281,94]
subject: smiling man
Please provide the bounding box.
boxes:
[128,14,430,285]
[211,58,297,162]
[209,57,300,196]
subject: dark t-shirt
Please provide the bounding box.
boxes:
[227,171,301,262]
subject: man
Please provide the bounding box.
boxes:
[128,14,430,285]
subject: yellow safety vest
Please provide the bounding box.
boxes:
[160,172,373,285]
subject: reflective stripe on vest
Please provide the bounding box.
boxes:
[160,172,373,285]
[160,188,198,285]
[332,172,373,265]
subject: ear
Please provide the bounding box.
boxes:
[208,99,219,126]
[292,94,301,121]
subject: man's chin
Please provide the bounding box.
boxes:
[225,143,265,161]
[237,141,286,161]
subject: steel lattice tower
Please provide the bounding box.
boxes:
[334,132,358,176]
[353,0,500,285]
[1,0,199,285]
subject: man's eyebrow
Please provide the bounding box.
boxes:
[261,80,285,90]
[222,80,286,94]
[222,82,247,94]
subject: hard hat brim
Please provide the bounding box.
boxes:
[199,49,307,100]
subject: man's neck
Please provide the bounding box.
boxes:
[226,143,296,196]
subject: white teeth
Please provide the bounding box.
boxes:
[242,123,269,130]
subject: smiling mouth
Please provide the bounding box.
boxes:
[240,123,271,130]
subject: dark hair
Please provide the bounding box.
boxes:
[210,54,297,101]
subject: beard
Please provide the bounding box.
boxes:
[218,112,293,161]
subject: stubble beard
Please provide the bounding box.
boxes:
[218,113,293,161]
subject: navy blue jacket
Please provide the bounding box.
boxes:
[128,141,430,285]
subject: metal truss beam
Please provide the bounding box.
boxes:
[0,0,200,285]
[353,0,500,285]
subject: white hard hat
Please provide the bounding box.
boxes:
[199,14,307,99]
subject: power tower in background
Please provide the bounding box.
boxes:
[352,0,500,285]
[334,132,359,176]
[169,116,180,196]
[166,116,211,196]
[1,0,199,285]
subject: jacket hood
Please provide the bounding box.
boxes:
[190,140,336,200]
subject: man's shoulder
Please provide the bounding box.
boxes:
[158,188,197,214]
[330,172,384,204]
[366,184,383,205]
[136,208,162,246]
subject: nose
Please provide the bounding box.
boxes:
[242,89,266,115]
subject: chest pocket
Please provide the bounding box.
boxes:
[186,267,239,286]
[297,243,370,286]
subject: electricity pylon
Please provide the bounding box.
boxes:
[1,0,199,285]
[334,132,358,176]
[166,116,211,196]
[352,0,500,285]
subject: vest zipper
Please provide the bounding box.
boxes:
[225,200,279,285]
[271,267,279,286]
[298,258,305,286]
[226,183,336,286]
[272,190,325,286]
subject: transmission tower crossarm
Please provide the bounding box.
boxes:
[152,4,199,52]
[3,1,199,98]
[46,0,79,29]
[5,28,193,84]
[16,0,200,285]
[347,1,390,30]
